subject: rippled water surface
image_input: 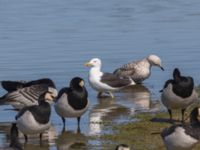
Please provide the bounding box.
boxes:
[0,0,200,149]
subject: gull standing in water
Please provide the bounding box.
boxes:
[85,58,135,98]
[113,54,164,84]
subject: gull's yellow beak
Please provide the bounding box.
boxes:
[84,62,92,67]
[79,80,84,87]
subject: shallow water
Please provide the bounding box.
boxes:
[0,0,200,149]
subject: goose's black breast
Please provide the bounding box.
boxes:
[68,88,88,110]
[172,77,194,98]
[57,87,88,110]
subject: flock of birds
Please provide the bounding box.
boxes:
[0,54,199,150]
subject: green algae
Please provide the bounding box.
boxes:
[93,111,200,150]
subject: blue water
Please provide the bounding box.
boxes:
[0,0,200,149]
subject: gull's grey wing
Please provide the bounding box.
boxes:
[101,73,131,88]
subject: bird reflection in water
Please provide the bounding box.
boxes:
[56,130,87,150]
[120,84,160,112]
[89,97,130,135]
[0,123,56,149]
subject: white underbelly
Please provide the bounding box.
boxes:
[164,127,198,150]
[54,94,89,118]
[161,85,198,109]
[16,111,51,134]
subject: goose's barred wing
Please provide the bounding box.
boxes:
[2,83,54,107]
[1,78,56,92]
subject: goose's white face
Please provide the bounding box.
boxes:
[79,80,85,87]
[45,92,56,102]
[84,58,101,68]
[48,87,58,98]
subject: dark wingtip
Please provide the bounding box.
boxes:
[1,81,25,92]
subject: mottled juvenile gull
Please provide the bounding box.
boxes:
[161,68,198,122]
[113,54,164,84]
[85,58,135,98]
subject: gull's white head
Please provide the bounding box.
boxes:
[147,54,164,71]
[85,58,102,68]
